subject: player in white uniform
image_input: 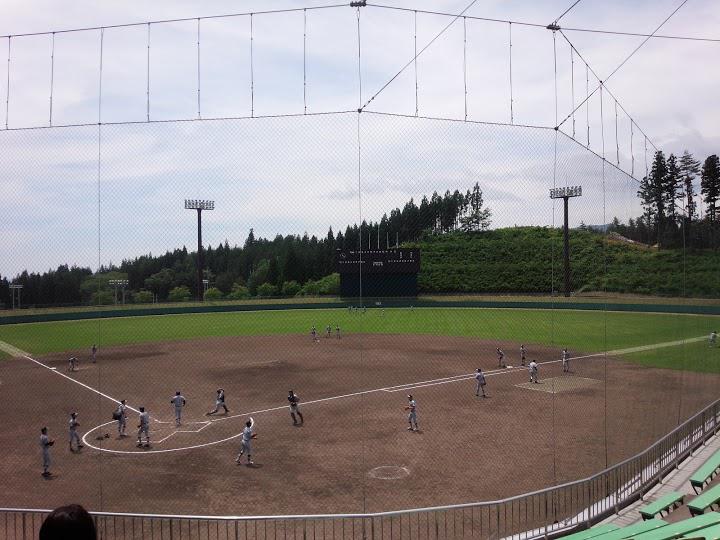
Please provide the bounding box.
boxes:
[496,348,506,368]
[137,407,150,448]
[207,388,229,415]
[68,356,79,372]
[91,344,98,363]
[520,344,527,366]
[336,325,341,339]
[311,326,319,343]
[235,418,257,465]
[170,391,186,426]
[326,325,332,338]
[528,360,539,383]
[405,395,419,431]
[68,412,83,452]
[288,390,304,425]
[562,348,570,373]
[40,427,54,477]
[474,368,487,397]
[710,331,717,347]
[115,400,128,437]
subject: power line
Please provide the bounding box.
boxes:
[561,26,720,43]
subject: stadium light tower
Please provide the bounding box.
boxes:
[184,199,215,301]
[549,186,582,297]
[9,283,23,310]
[108,279,129,305]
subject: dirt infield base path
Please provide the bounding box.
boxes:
[1,333,717,516]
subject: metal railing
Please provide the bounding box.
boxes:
[3,399,719,540]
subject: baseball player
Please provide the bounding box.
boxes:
[405,395,419,431]
[311,325,319,343]
[710,331,717,347]
[91,344,98,363]
[529,360,539,383]
[288,390,304,425]
[520,344,527,366]
[336,325,341,339]
[562,348,570,373]
[115,400,128,437]
[207,389,229,415]
[170,391,186,426]
[137,407,150,448]
[68,356,79,372]
[235,418,257,466]
[69,412,83,452]
[474,368,487,397]
[326,325,332,338]
[496,348,506,368]
[40,427,54,477]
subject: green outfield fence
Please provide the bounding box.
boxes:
[2,297,720,326]
[3,397,719,540]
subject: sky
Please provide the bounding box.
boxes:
[1,0,718,276]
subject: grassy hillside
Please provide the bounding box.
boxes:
[409,227,720,298]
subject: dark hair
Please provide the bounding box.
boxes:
[40,504,97,540]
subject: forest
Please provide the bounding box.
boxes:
[1,149,718,308]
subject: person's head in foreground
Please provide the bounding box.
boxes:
[39,504,96,540]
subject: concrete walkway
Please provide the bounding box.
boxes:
[602,432,720,527]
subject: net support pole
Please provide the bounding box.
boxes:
[563,196,570,297]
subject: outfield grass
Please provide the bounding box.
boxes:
[0,307,717,370]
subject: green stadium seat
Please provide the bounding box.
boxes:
[629,512,720,539]
[559,523,621,539]
[591,519,668,540]
[690,451,720,493]
[689,485,720,516]
[680,522,720,539]
[639,492,686,520]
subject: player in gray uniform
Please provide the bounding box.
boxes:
[326,325,332,338]
[91,344,98,363]
[496,348,506,368]
[115,400,128,437]
[311,326,319,343]
[170,391,186,426]
[235,418,257,466]
[710,331,717,347]
[336,325,341,339]
[40,427,54,477]
[288,390,304,425]
[405,395,419,431]
[528,360,539,383]
[137,407,150,448]
[207,388,229,415]
[69,412,83,452]
[474,368,487,397]
[520,344,527,366]
[68,356,79,372]
[562,348,570,373]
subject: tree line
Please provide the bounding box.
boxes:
[615,151,720,248]
[0,184,492,307]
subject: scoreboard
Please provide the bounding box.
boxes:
[335,249,421,274]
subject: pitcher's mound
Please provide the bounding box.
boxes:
[516,376,601,394]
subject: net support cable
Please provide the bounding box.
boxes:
[414,11,418,116]
[197,18,201,120]
[303,9,307,114]
[5,36,10,129]
[49,33,55,126]
[358,0,479,111]
[146,23,150,122]
[250,14,254,118]
[509,23,514,124]
[463,17,467,121]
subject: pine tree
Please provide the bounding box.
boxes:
[637,151,668,246]
[665,154,681,223]
[460,183,492,232]
[701,155,720,222]
[679,150,701,223]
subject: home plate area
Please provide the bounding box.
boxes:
[516,376,601,393]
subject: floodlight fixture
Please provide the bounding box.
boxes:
[185,198,215,301]
[549,185,583,297]
[108,279,130,305]
[9,283,23,309]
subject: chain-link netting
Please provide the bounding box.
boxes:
[0,5,718,538]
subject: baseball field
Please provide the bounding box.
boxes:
[0,306,718,517]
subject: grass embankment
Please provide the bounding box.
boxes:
[411,228,720,297]
[0,307,717,371]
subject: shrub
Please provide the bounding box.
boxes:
[281,280,301,297]
[257,282,278,297]
[227,284,250,300]
[168,286,192,302]
[204,287,224,300]
[133,290,153,303]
